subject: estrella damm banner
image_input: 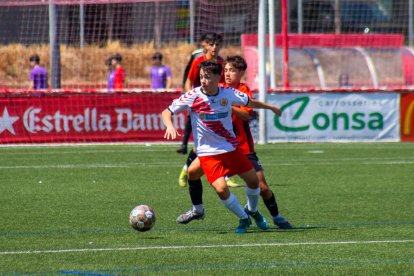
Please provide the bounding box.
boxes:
[400,93,414,142]
[265,93,399,142]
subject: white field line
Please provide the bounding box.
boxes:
[1,159,414,169]
[1,239,414,255]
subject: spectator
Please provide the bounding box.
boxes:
[106,57,115,89]
[111,53,125,89]
[339,73,351,87]
[150,52,172,89]
[29,54,48,90]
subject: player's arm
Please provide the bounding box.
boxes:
[232,106,250,121]
[247,99,282,116]
[184,78,193,91]
[166,77,172,89]
[162,109,181,140]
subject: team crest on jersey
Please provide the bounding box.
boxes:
[199,113,205,120]
[220,99,228,106]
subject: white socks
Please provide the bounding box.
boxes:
[221,193,248,219]
[245,186,260,213]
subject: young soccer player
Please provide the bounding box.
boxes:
[28,54,48,90]
[175,56,292,229]
[176,32,225,156]
[111,53,125,89]
[162,60,282,233]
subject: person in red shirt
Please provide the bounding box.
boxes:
[175,56,292,229]
[111,53,125,89]
[184,32,225,91]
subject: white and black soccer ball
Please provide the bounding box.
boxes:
[129,204,156,232]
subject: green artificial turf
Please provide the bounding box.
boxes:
[0,143,413,275]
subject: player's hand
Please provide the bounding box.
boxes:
[164,126,181,140]
[271,106,282,117]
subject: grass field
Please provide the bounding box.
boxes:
[1,143,413,275]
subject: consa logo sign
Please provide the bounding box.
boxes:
[274,97,384,132]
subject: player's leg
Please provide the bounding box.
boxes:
[257,170,293,229]
[247,153,293,229]
[224,150,268,230]
[199,153,251,233]
[176,157,205,224]
[178,148,197,187]
[176,115,192,154]
[210,176,251,234]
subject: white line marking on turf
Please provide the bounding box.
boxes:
[1,159,414,170]
[1,239,413,255]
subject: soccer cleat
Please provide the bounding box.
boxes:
[235,217,252,234]
[178,169,188,187]
[226,177,242,188]
[273,215,293,229]
[244,206,269,230]
[176,145,188,155]
[176,209,205,224]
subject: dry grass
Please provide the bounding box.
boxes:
[0,42,242,88]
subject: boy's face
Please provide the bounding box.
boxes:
[200,68,220,93]
[224,63,244,87]
[205,41,222,58]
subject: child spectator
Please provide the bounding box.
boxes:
[29,54,48,90]
[111,53,125,89]
[106,57,115,89]
[150,52,172,89]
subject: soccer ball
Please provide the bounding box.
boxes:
[129,204,156,232]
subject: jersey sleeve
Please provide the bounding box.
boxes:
[236,84,254,116]
[168,90,197,114]
[186,57,201,84]
[229,88,250,107]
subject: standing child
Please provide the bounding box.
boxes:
[150,52,172,89]
[162,60,282,233]
[28,54,48,90]
[111,53,125,89]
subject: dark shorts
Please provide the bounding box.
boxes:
[246,153,263,172]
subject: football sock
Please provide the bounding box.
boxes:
[186,150,198,168]
[192,204,204,214]
[188,179,203,205]
[245,186,261,213]
[263,192,280,217]
[221,193,248,219]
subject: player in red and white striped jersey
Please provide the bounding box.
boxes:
[162,60,282,233]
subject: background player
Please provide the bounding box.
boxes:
[162,61,282,233]
[175,56,292,229]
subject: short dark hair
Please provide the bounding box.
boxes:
[203,32,223,44]
[152,52,163,60]
[224,55,247,71]
[29,54,40,64]
[112,53,122,63]
[199,60,222,76]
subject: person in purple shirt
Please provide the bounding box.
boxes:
[29,54,48,90]
[106,57,115,89]
[150,52,172,89]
